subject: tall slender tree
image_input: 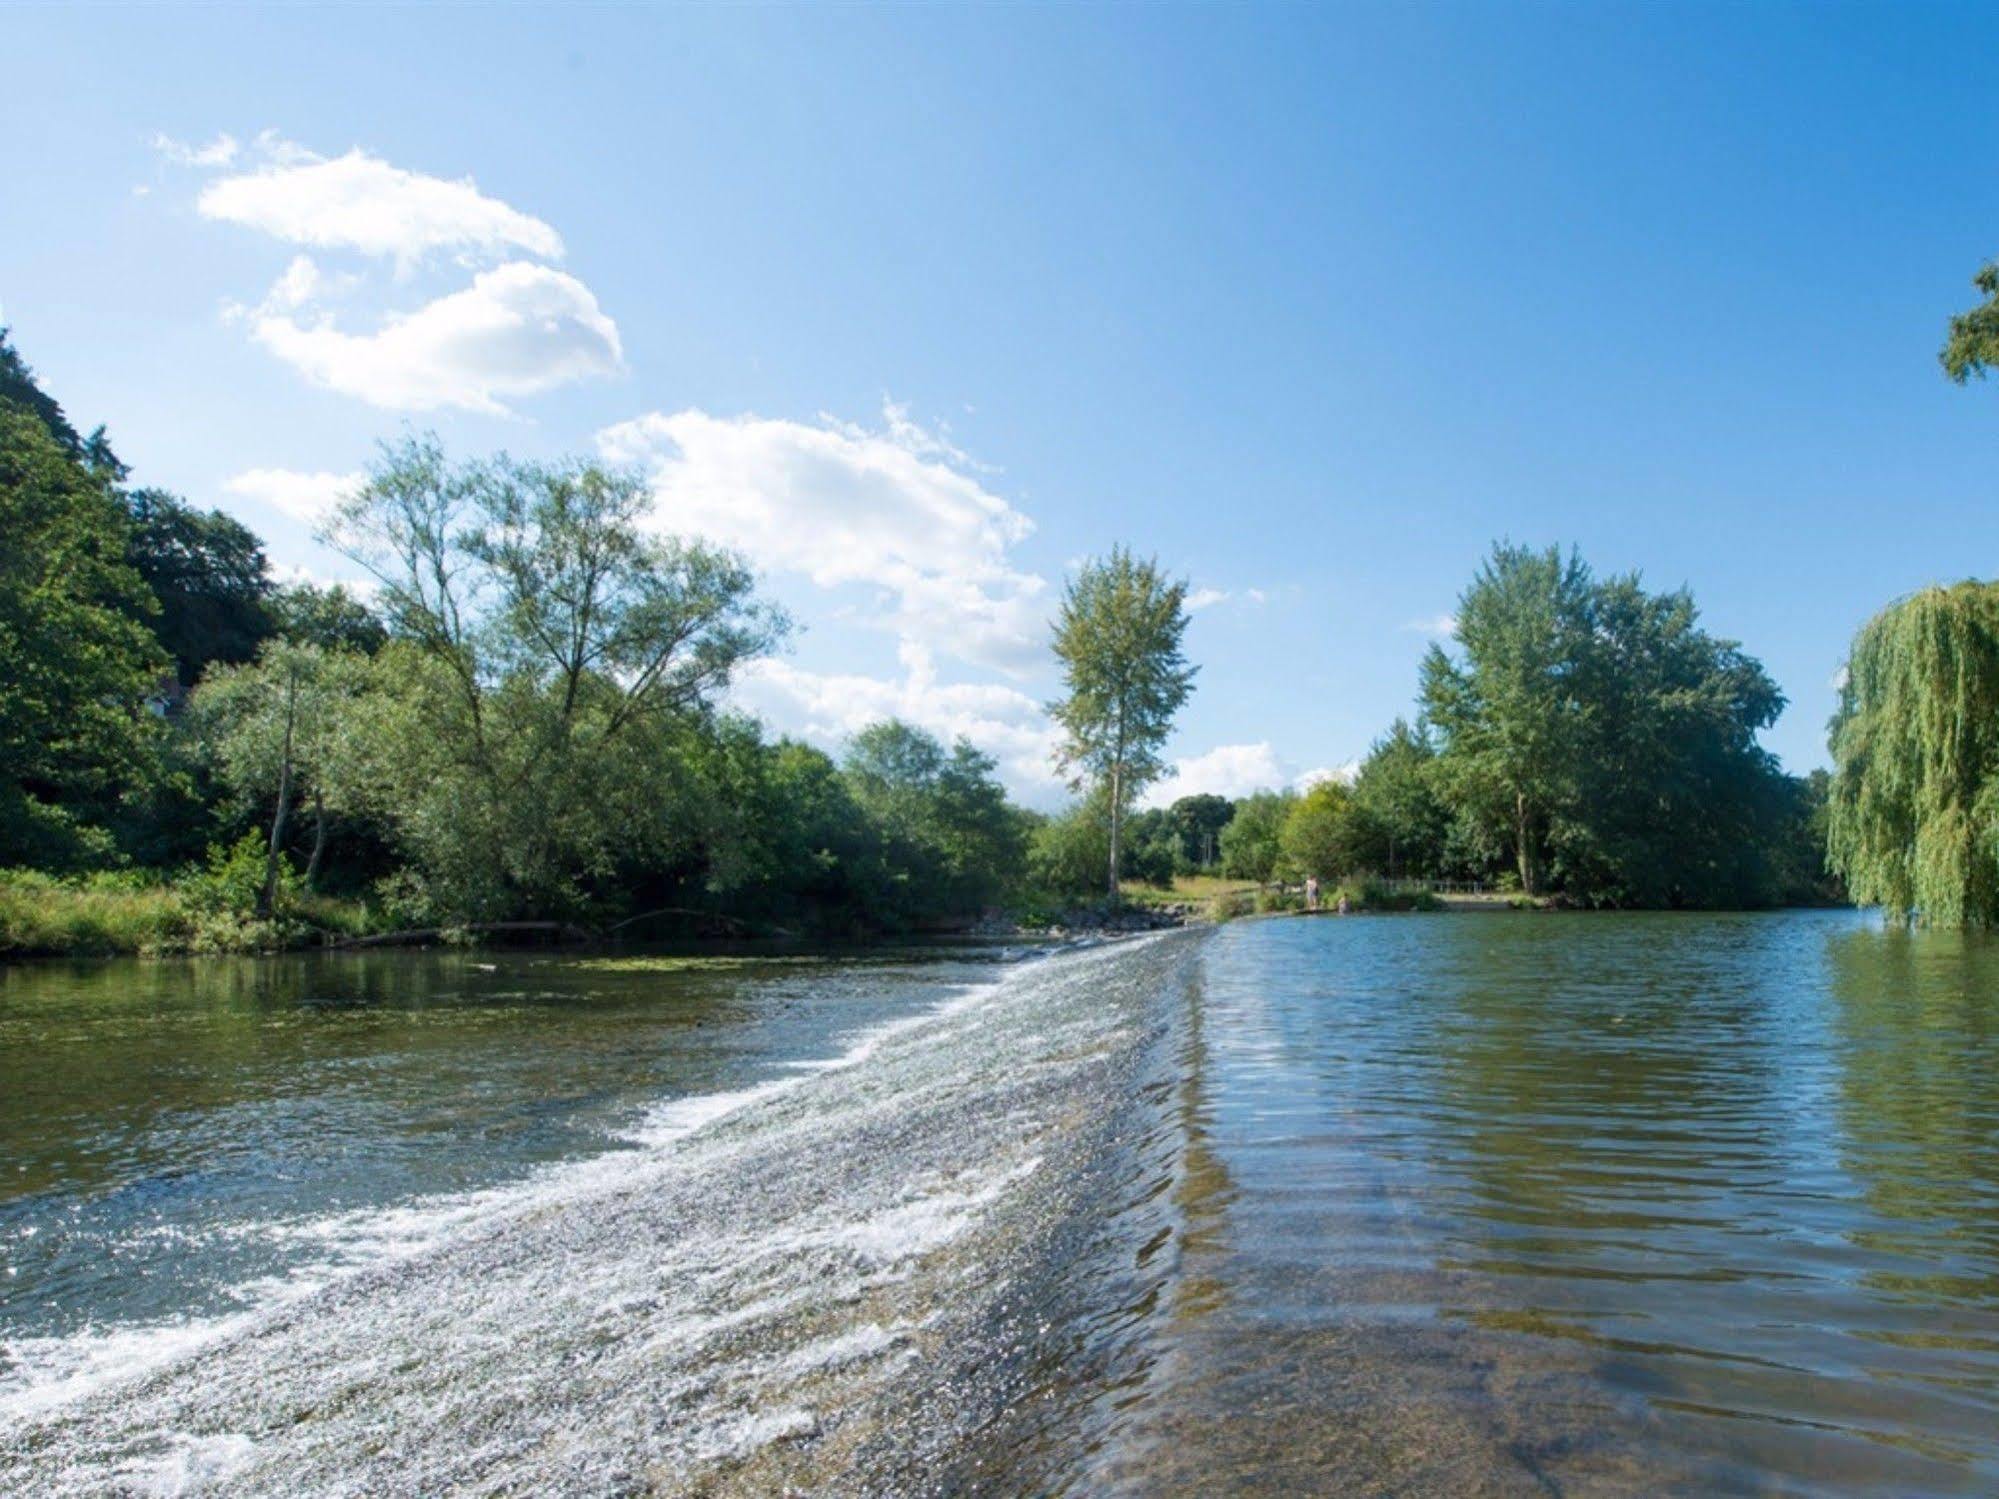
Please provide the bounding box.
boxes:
[1048,547,1196,900]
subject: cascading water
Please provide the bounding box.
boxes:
[1,932,1209,1496]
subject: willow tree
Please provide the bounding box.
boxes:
[1827,582,1999,927]
[1942,260,1999,383]
[1049,548,1196,900]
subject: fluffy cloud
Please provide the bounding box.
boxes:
[734,645,1063,797]
[1143,742,1293,807]
[196,138,563,267]
[1142,742,1358,806]
[224,467,363,527]
[598,404,1047,673]
[1186,587,1230,612]
[166,132,613,411]
[250,262,623,414]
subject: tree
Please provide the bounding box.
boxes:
[842,720,1025,915]
[1218,790,1294,882]
[1279,779,1366,882]
[1557,571,1786,906]
[270,581,387,654]
[124,488,275,691]
[192,641,372,903]
[1828,582,1999,927]
[322,435,788,918]
[1942,260,1999,384]
[1350,719,1445,878]
[1049,548,1197,900]
[1420,544,1593,895]
[1166,792,1234,869]
[0,406,166,866]
[1421,543,1790,905]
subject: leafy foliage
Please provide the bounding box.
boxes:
[0,407,166,866]
[1050,547,1196,898]
[1828,582,1999,926]
[124,487,275,690]
[1219,790,1294,882]
[1942,260,1999,384]
[1420,543,1791,906]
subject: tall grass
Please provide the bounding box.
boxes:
[0,870,192,956]
[0,863,381,958]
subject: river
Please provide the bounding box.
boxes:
[3,911,1997,1494]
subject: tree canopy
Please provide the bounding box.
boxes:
[1828,582,1999,927]
[0,407,167,866]
[1049,547,1196,899]
[1420,542,1792,906]
[1942,260,1999,384]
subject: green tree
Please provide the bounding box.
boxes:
[1278,779,1365,882]
[1218,789,1294,882]
[124,488,275,691]
[270,581,387,654]
[1049,547,1197,900]
[323,435,787,919]
[1350,719,1445,878]
[843,720,1025,915]
[1828,582,1999,927]
[1557,572,1786,906]
[191,640,373,903]
[0,407,166,866]
[1420,544,1593,895]
[1166,792,1234,869]
[1942,260,1999,384]
[1422,543,1789,905]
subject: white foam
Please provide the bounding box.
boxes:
[119,1431,259,1496]
[775,1322,903,1376]
[0,970,1016,1432]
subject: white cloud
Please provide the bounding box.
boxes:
[1186,587,1230,612]
[1142,743,1362,807]
[598,403,1047,673]
[166,133,611,411]
[152,132,239,167]
[1401,613,1457,639]
[224,467,363,527]
[196,139,562,267]
[1143,742,1292,807]
[734,644,1062,798]
[1294,761,1360,791]
[267,561,379,599]
[250,262,622,414]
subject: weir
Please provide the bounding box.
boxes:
[0,933,1210,1495]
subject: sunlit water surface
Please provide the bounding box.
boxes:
[4,913,1998,1495]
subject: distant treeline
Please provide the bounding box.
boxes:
[0,323,1864,956]
[1108,543,1841,910]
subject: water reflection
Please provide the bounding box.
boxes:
[1114,912,1999,1494]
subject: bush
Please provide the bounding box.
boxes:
[1330,875,1442,912]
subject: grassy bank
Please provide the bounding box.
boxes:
[0,866,380,958]
[1118,873,1451,921]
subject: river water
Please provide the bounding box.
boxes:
[3,912,1998,1494]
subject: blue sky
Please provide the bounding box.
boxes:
[5,3,1996,804]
